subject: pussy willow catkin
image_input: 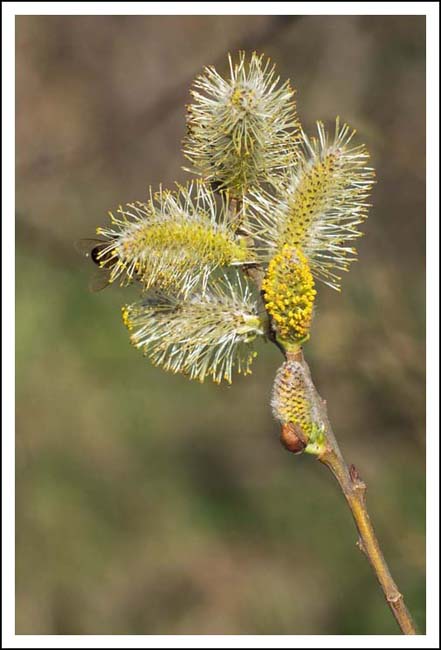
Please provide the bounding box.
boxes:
[262,245,316,348]
[271,359,325,454]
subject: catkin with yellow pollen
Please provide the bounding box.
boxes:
[245,119,376,291]
[94,182,255,296]
[262,245,316,348]
[184,52,300,196]
[120,273,264,385]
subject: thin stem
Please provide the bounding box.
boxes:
[229,198,417,634]
[286,348,418,635]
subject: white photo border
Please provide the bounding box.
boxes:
[3,2,439,648]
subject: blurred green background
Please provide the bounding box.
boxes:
[16,15,425,635]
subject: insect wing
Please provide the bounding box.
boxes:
[88,268,112,292]
[74,238,105,259]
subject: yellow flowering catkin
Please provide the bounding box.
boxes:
[184,52,300,196]
[262,245,316,346]
[245,119,376,291]
[95,182,254,296]
[121,273,264,384]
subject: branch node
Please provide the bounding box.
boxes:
[349,463,361,482]
[387,591,403,605]
[349,463,367,498]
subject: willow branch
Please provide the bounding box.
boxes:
[228,196,417,634]
[282,347,418,635]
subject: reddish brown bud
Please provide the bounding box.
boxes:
[280,422,308,454]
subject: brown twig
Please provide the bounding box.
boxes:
[284,348,418,635]
[229,197,417,635]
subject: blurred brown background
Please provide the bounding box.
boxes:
[16,15,425,635]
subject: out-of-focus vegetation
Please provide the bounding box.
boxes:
[16,15,425,634]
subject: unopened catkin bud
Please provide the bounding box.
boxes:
[272,360,324,454]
